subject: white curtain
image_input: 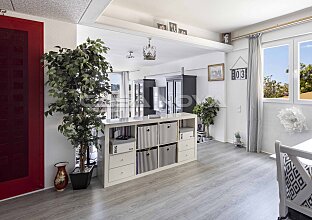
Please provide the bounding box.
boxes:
[247,34,263,153]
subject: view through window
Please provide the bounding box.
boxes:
[299,41,312,100]
[263,45,290,99]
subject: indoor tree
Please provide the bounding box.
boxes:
[193,97,220,139]
[43,38,112,172]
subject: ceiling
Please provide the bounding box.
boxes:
[78,26,213,71]
[103,0,312,32]
[0,0,92,23]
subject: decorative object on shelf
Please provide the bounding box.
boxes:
[208,63,225,81]
[157,23,167,30]
[169,22,177,33]
[193,97,220,140]
[0,9,7,16]
[277,107,308,133]
[54,162,69,191]
[178,28,188,35]
[221,33,231,44]
[230,56,248,80]
[234,132,244,148]
[43,38,112,190]
[143,38,156,60]
[126,51,134,59]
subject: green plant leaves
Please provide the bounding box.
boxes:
[42,38,112,149]
[193,97,220,126]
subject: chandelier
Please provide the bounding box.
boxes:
[143,38,156,60]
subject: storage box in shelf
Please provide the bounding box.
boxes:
[179,127,194,140]
[109,138,135,155]
[159,121,178,145]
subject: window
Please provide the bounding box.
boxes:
[263,36,312,104]
[298,40,312,101]
[263,42,292,102]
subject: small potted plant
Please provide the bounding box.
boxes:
[234,132,241,143]
[43,38,112,190]
[193,97,220,140]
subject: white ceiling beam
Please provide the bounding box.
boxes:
[79,0,113,24]
[94,16,233,52]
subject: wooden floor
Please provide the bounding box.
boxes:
[0,141,279,220]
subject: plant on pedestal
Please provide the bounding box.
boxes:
[193,97,220,140]
[43,38,112,189]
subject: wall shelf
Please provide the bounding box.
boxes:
[94,16,233,53]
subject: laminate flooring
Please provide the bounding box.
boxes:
[0,141,279,220]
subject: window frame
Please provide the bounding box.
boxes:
[262,39,294,104]
[294,34,312,105]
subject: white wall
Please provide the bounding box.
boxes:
[6,11,77,188]
[131,52,228,142]
[227,10,312,154]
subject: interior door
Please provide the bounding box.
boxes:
[0,16,44,200]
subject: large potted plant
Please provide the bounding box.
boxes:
[193,97,220,140]
[43,38,112,189]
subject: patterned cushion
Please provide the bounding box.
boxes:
[283,154,311,201]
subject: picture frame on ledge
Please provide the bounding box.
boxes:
[208,63,225,81]
[178,28,188,35]
[157,23,167,30]
[169,22,177,33]
[221,33,231,45]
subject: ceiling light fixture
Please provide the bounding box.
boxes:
[143,38,156,60]
[126,51,135,59]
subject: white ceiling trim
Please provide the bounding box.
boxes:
[79,0,113,24]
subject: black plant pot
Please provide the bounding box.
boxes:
[69,165,94,190]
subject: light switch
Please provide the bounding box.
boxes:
[237,105,241,113]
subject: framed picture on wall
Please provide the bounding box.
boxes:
[208,63,225,81]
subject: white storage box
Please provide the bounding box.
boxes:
[159,122,178,145]
[137,124,158,149]
[109,139,135,155]
[179,127,194,140]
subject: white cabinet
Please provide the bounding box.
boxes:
[109,164,135,182]
[178,148,194,162]
[159,122,178,145]
[178,138,195,152]
[109,151,135,169]
[101,113,197,188]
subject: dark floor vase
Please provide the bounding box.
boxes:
[69,165,94,190]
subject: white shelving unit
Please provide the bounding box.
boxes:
[98,113,197,188]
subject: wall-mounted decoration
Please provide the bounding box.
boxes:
[208,63,225,81]
[221,33,231,44]
[231,68,247,80]
[157,23,167,30]
[178,28,187,35]
[169,22,177,33]
[230,56,248,80]
[277,107,308,133]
